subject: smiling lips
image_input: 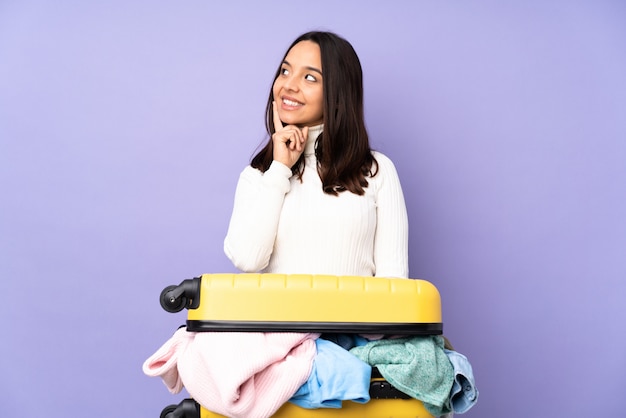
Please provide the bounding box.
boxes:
[281,97,303,108]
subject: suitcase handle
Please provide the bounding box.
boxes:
[159,277,201,313]
[369,380,412,400]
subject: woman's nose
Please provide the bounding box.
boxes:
[282,75,299,92]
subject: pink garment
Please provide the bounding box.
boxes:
[143,328,319,418]
[142,327,193,393]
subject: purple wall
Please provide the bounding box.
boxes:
[1,1,625,416]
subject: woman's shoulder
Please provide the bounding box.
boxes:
[371,150,400,175]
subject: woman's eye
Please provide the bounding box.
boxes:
[305,74,317,82]
[280,68,289,76]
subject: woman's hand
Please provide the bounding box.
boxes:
[272,101,309,168]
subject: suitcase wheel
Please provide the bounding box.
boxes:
[160,399,200,418]
[159,277,201,313]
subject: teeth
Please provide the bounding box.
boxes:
[283,99,302,106]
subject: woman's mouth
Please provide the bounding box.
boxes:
[282,97,303,107]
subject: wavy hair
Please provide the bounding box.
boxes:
[250,31,378,195]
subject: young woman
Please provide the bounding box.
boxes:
[224,31,409,278]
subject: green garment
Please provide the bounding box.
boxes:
[350,336,454,416]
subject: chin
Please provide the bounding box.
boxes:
[283,117,309,126]
[294,118,323,127]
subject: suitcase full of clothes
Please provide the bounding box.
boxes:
[155,273,444,418]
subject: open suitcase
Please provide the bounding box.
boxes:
[157,273,443,418]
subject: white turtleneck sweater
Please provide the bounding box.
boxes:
[224,125,409,278]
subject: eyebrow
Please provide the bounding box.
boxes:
[282,60,323,76]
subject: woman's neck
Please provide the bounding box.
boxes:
[304,124,323,156]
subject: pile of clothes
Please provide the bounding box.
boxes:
[143,328,478,418]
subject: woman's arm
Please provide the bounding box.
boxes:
[372,152,409,278]
[223,161,292,272]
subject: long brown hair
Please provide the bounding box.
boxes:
[251,31,377,196]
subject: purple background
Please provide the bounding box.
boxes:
[1,1,625,416]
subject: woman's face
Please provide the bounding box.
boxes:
[272,40,324,128]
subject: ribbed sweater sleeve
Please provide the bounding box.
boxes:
[371,152,409,278]
[224,160,293,272]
